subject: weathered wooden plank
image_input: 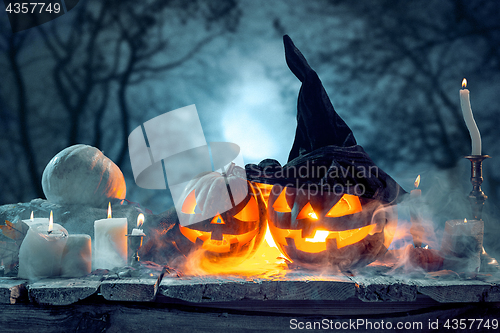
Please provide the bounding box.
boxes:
[100,276,161,302]
[5,270,500,307]
[483,285,500,302]
[0,278,28,304]
[1,300,500,333]
[159,272,355,303]
[412,278,496,303]
[0,302,361,333]
[98,266,163,302]
[157,294,445,316]
[348,275,418,302]
[348,269,500,303]
[274,277,355,301]
[160,275,263,303]
[161,271,500,305]
[28,277,101,305]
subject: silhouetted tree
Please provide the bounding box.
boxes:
[0,0,240,204]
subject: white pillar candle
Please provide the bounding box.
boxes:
[18,220,68,279]
[441,219,483,272]
[460,78,482,155]
[93,203,127,270]
[61,234,92,277]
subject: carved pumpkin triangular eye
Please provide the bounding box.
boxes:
[296,202,318,220]
[234,197,259,221]
[181,190,201,214]
[272,189,291,213]
[326,194,362,218]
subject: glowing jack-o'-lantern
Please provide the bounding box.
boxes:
[173,166,267,264]
[267,184,397,270]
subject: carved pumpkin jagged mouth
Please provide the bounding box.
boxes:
[179,224,259,253]
[268,223,376,253]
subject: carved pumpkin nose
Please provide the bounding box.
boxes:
[210,214,225,241]
[211,214,225,225]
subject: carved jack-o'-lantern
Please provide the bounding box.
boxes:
[267,184,397,270]
[173,165,267,264]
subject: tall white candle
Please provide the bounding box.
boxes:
[409,175,424,247]
[18,216,68,280]
[93,203,127,270]
[460,78,481,155]
[61,234,92,277]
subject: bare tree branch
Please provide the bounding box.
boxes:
[6,33,43,198]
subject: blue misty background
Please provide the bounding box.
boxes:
[1,0,500,253]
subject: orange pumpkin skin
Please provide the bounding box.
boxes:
[174,168,267,264]
[267,184,397,270]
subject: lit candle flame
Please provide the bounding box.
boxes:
[137,213,144,228]
[414,175,421,188]
[48,211,53,233]
[462,78,467,88]
[464,218,467,223]
[30,211,34,220]
[424,245,429,249]
[107,202,112,219]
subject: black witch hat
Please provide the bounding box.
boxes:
[245,35,406,203]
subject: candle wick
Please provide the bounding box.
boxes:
[47,230,53,235]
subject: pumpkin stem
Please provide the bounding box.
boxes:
[223,162,236,176]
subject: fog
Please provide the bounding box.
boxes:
[1,0,499,257]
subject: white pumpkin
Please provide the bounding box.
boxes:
[42,144,126,207]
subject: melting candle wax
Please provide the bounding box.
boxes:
[93,203,127,270]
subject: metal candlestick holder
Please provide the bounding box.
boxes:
[464,155,490,220]
[464,155,499,271]
[126,234,144,266]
